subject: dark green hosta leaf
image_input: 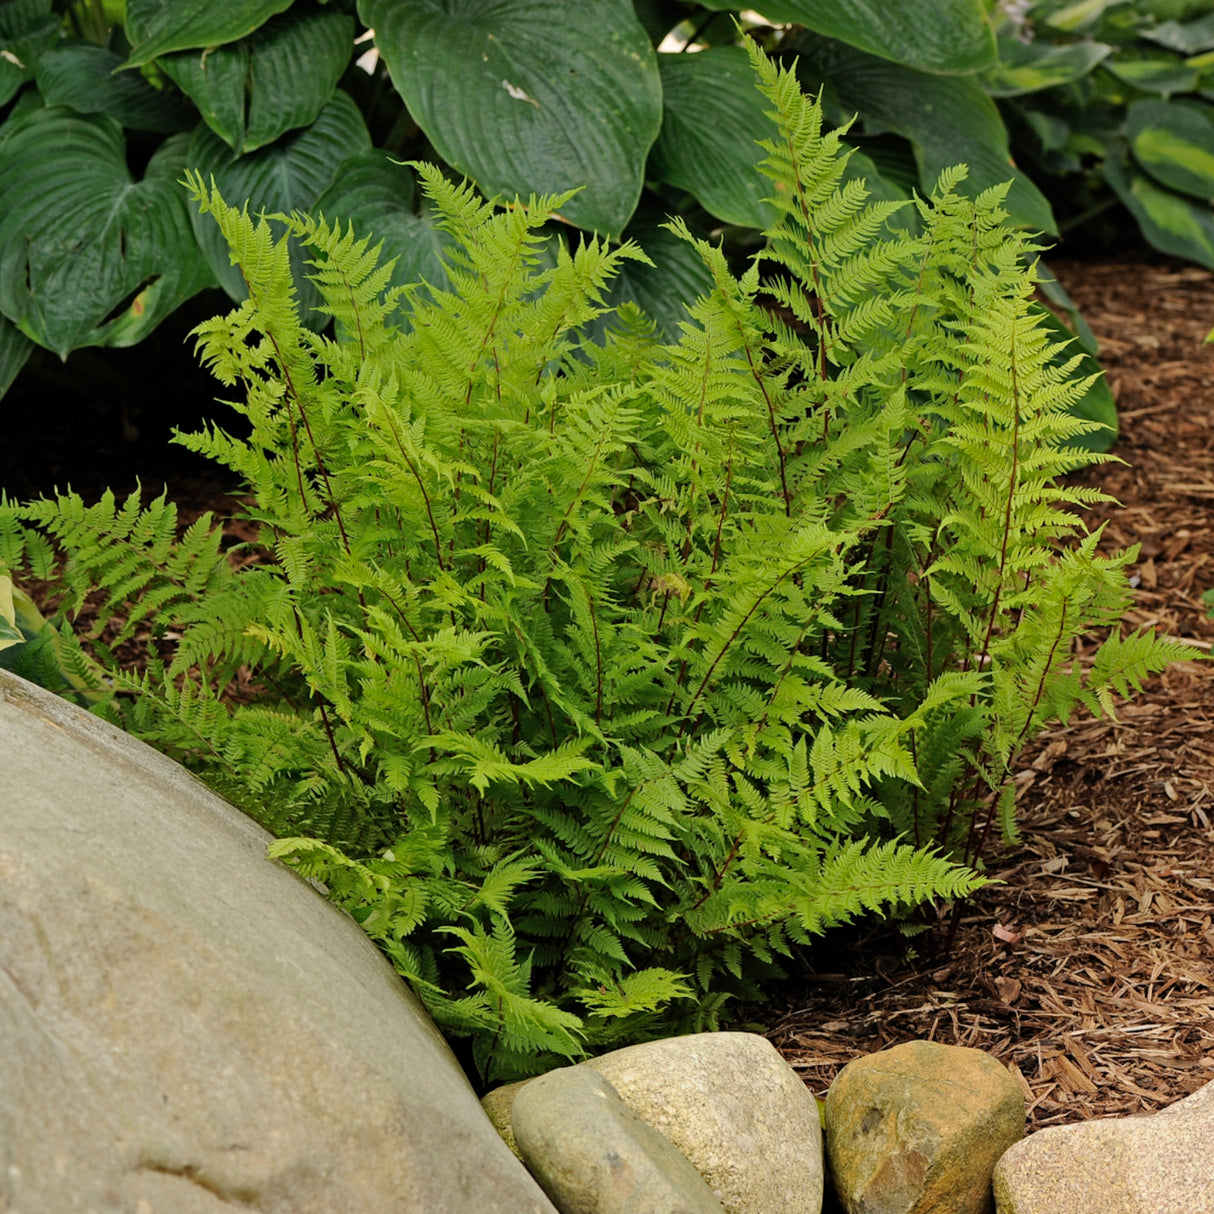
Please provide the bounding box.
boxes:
[123,0,293,67]
[1142,14,1214,55]
[157,3,354,153]
[650,47,779,230]
[1103,56,1201,96]
[163,43,247,152]
[361,0,662,239]
[0,109,214,357]
[34,43,196,132]
[0,86,42,153]
[1104,156,1214,269]
[982,34,1110,96]
[793,36,1056,234]
[188,90,371,322]
[1044,0,1129,34]
[1020,108,1074,156]
[312,150,452,301]
[0,0,59,106]
[0,314,34,401]
[700,0,995,74]
[1126,99,1214,200]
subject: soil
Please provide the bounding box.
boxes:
[4,255,1212,1134]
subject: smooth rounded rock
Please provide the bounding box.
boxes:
[993,1079,1214,1214]
[826,1039,1025,1214]
[511,1065,728,1214]
[0,669,554,1214]
[584,1031,824,1214]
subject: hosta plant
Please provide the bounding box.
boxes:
[0,0,1101,407]
[0,47,1188,1081]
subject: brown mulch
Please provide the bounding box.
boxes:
[764,258,1214,1132]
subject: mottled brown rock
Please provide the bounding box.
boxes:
[584,1031,824,1214]
[993,1080,1214,1214]
[483,1078,530,1158]
[826,1039,1025,1214]
[511,1066,727,1214]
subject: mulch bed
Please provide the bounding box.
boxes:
[763,258,1214,1132]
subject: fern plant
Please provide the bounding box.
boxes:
[0,46,1190,1081]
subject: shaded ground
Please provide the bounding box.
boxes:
[764,258,1214,1131]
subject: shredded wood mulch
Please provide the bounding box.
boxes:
[762,257,1214,1132]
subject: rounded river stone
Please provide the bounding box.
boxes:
[584,1031,825,1213]
[826,1039,1025,1214]
[511,1065,727,1214]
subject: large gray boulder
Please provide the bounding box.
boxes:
[0,669,555,1214]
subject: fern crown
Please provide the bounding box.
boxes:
[0,44,1191,1080]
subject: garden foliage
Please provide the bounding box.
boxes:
[0,48,1190,1080]
[2,0,1208,426]
[985,0,1214,268]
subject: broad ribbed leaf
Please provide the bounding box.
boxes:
[982,35,1110,96]
[1126,99,1214,200]
[1103,56,1201,96]
[188,91,371,320]
[361,0,662,238]
[1142,14,1214,55]
[312,150,452,300]
[649,47,779,230]
[0,111,214,357]
[703,0,995,74]
[0,0,58,106]
[1104,156,1214,269]
[601,200,713,342]
[35,43,196,132]
[164,43,246,151]
[0,88,41,153]
[158,3,354,152]
[123,0,293,67]
[1044,0,1126,33]
[793,37,1056,234]
[0,315,33,401]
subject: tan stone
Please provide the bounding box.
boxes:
[993,1080,1214,1214]
[483,1078,530,1158]
[584,1031,824,1214]
[826,1039,1025,1214]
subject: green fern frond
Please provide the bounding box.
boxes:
[7,47,1192,1082]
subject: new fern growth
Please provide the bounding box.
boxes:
[0,46,1191,1080]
